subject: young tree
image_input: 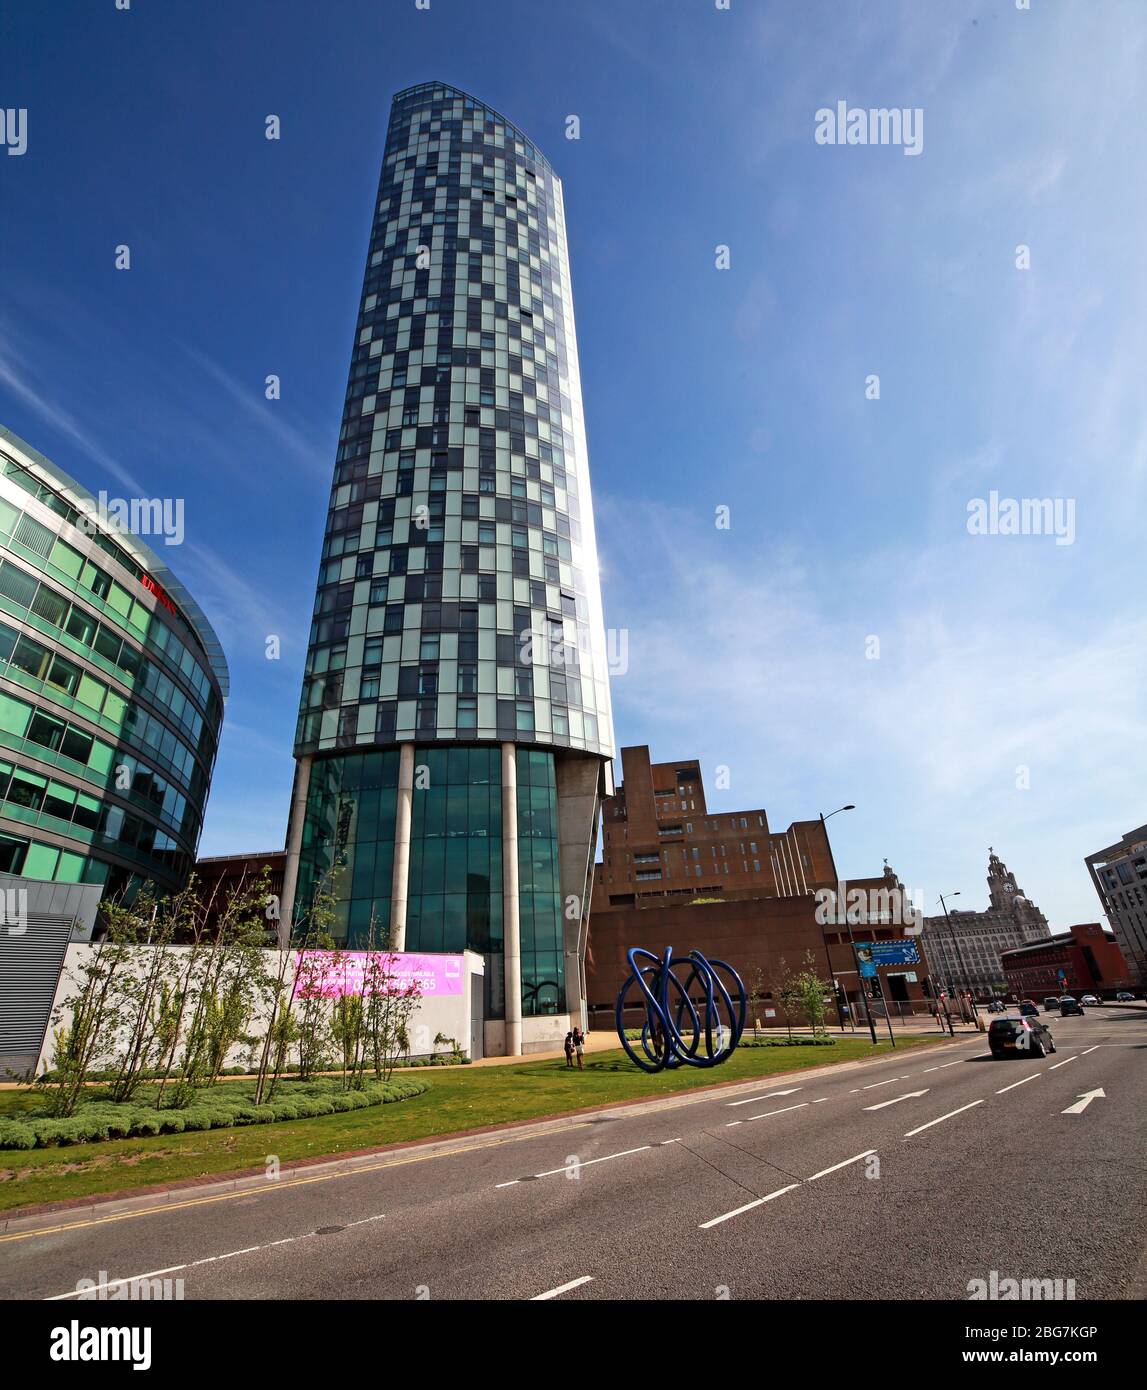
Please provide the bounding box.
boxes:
[359,916,422,1083]
[165,868,275,1107]
[747,966,768,1038]
[286,868,342,1082]
[776,956,797,1040]
[791,951,833,1036]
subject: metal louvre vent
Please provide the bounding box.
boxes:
[0,910,75,1058]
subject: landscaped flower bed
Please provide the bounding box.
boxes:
[0,1076,428,1150]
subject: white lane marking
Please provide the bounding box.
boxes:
[727,1087,802,1107]
[531,1275,593,1300]
[1061,1088,1105,1115]
[808,1149,876,1181]
[495,1180,520,1188]
[863,1089,929,1112]
[739,1102,809,1124]
[532,1145,650,1178]
[1049,1056,1078,1071]
[813,1098,829,1104]
[848,1088,861,1093]
[921,1066,941,1073]
[861,1074,912,1090]
[660,1138,682,1145]
[44,1216,383,1300]
[1081,1046,1100,1055]
[903,1099,984,1138]
[698,1184,800,1230]
[996,1073,1041,1094]
[937,1060,962,1069]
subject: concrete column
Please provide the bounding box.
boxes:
[501,741,522,1057]
[278,754,313,948]
[555,753,604,1031]
[389,743,416,951]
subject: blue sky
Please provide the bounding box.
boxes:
[0,0,1142,926]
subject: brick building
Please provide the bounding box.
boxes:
[1000,922,1133,1001]
[592,746,837,911]
[586,748,934,1028]
[193,850,286,942]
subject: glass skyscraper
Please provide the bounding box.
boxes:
[0,425,227,898]
[283,82,614,1054]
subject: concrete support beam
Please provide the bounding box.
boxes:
[501,741,522,1057]
[278,754,313,948]
[555,753,606,1032]
[389,742,415,951]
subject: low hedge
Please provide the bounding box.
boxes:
[0,1076,428,1150]
[36,1055,469,1085]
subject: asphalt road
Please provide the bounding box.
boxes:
[3,1006,1145,1301]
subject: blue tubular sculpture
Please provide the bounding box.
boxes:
[615,946,747,1073]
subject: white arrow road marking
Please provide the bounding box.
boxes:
[863,1089,930,1111]
[727,1087,802,1107]
[1061,1088,1106,1115]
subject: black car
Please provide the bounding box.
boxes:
[1059,996,1084,1017]
[989,1015,1057,1058]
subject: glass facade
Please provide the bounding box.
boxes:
[289,83,613,1028]
[295,747,400,943]
[292,80,612,759]
[294,745,564,1018]
[0,430,228,896]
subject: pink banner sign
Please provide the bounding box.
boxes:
[294,950,465,1000]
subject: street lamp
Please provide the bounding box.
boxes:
[819,805,864,1037]
[938,890,977,1019]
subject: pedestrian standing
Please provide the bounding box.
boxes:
[563,1030,575,1068]
[573,1026,585,1071]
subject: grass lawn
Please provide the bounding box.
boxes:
[0,1033,943,1215]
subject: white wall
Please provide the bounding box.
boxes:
[37,945,485,1074]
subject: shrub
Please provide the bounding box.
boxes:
[178,1110,214,1132]
[0,1076,430,1149]
[0,1119,35,1150]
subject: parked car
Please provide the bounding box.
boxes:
[1019,1001,1040,1018]
[1080,994,1100,1007]
[1043,995,1060,1011]
[1059,996,1084,1017]
[1115,991,1135,1002]
[989,1015,1056,1058]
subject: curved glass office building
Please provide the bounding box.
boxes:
[0,426,227,897]
[284,82,614,1053]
